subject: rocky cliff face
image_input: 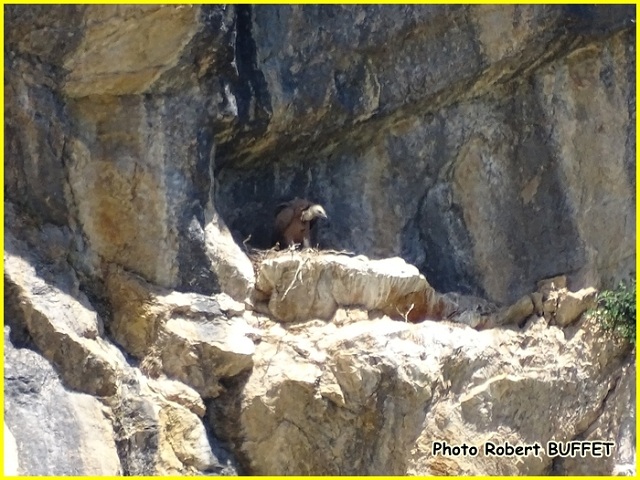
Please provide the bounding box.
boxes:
[4,5,635,476]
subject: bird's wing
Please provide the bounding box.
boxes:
[274,204,296,235]
[275,201,291,216]
[290,197,312,211]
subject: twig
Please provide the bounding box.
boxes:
[397,303,415,322]
[242,234,252,253]
[322,248,356,256]
[281,257,307,300]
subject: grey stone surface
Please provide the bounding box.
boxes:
[214,5,635,304]
[5,5,634,304]
[4,326,122,475]
[3,4,635,476]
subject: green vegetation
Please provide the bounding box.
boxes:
[591,280,636,345]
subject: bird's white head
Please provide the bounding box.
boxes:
[301,204,328,221]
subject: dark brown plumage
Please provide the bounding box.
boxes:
[273,197,328,249]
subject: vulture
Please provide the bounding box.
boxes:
[273,197,328,249]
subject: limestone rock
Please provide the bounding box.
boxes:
[107,267,255,398]
[63,6,200,97]
[5,244,235,475]
[108,374,238,476]
[3,4,635,477]
[484,294,534,328]
[5,5,634,306]
[553,356,635,475]
[158,400,218,471]
[7,6,235,296]
[219,317,439,475]
[215,6,634,306]
[555,287,598,326]
[106,266,164,359]
[531,291,544,315]
[4,327,122,475]
[217,313,632,475]
[537,275,568,297]
[534,277,598,326]
[255,252,457,323]
[4,232,126,397]
[147,378,207,417]
[4,226,239,475]
[158,315,255,398]
[204,214,256,303]
[4,423,19,476]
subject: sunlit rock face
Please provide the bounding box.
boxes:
[4,4,635,476]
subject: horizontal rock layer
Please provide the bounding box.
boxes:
[254,252,456,323]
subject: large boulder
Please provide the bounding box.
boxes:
[254,251,456,323]
[212,313,632,475]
